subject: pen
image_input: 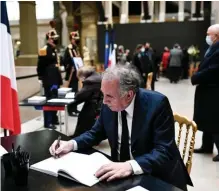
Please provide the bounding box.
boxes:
[55,135,61,158]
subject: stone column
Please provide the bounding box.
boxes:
[59,2,68,47]
[141,1,153,23]
[105,1,112,23]
[140,1,144,22]
[80,2,98,63]
[190,1,196,20]
[154,1,160,22]
[16,1,38,66]
[159,1,166,22]
[120,1,129,23]
[62,1,74,35]
[211,1,219,24]
[148,1,154,22]
[201,1,204,17]
[178,1,184,22]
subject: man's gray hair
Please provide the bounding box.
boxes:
[102,63,142,96]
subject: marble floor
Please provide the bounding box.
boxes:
[5,77,219,191]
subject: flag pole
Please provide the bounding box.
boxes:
[104,22,109,69]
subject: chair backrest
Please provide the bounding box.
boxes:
[146,72,153,90]
[173,113,197,174]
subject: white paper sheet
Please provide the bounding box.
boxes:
[0,145,8,157]
[47,99,74,104]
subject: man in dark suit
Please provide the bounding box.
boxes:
[132,44,149,88]
[50,65,192,190]
[192,24,219,162]
[63,31,81,116]
[37,30,63,129]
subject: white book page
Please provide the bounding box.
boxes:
[30,157,62,177]
[61,152,111,187]
[30,152,111,187]
[0,145,8,157]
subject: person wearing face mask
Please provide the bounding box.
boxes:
[192,24,219,162]
[37,30,63,129]
[132,44,149,88]
[63,31,81,116]
[145,42,155,90]
[71,66,102,137]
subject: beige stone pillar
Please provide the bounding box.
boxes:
[16,1,38,66]
[63,1,74,35]
[80,2,98,63]
[159,1,166,22]
[211,1,219,24]
[178,1,184,22]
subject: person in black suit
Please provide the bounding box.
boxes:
[63,31,81,116]
[182,47,189,79]
[72,66,102,137]
[132,44,149,88]
[192,24,219,162]
[144,42,155,90]
[50,64,192,191]
[37,30,63,129]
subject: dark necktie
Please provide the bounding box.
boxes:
[120,110,130,162]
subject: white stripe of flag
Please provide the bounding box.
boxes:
[0,1,21,135]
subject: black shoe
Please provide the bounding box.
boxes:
[194,148,213,154]
[52,121,64,125]
[213,155,219,162]
[75,110,80,114]
[45,124,57,129]
[69,112,78,117]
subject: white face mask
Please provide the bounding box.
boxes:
[206,35,213,46]
[141,48,145,52]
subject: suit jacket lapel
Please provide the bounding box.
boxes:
[131,90,148,147]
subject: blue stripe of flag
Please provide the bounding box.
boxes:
[0,1,11,34]
[104,28,109,69]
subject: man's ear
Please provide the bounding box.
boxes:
[126,90,134,102]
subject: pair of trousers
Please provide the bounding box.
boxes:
[43,86,58,127]
[201,132,219,152]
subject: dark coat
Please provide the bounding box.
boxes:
[74,89,192,190]
[37,43,63,87]
[73,72,102,137]
[132,52,149,76]
[63,44,79,92]
[182,49,189,79]
[191,42,219,133]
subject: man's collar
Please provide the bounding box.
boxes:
[124,94,136,117]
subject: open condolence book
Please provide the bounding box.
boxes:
[30,152,111,187]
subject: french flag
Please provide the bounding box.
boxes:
[108,46,116,67]
[0,1,21,135]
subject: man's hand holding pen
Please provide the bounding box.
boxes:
[49,138,74,157]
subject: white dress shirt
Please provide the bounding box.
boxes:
[72,95,143,175]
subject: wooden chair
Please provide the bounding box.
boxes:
[173,113,198,174]
[146,72,153,90]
